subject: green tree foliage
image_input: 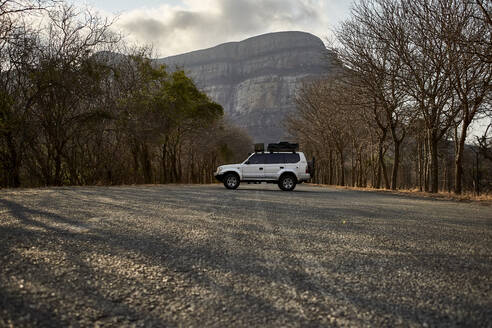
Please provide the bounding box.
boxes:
[113,56,226,184]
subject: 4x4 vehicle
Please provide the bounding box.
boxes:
[214,142,315,191]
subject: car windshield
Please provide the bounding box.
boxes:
[243,153,265,164]
[242,154,254,164]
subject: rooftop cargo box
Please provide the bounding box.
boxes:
[267,142,299,153]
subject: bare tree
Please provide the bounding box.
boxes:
[320,0,492,194]
[0,0,54,187]
[19,4,118,185]
[447,1,492,194]
[0,1,54,53]
[335,0,412,190]
[289,0,492,194]
[393,0,463,193]
[290,76,365,186]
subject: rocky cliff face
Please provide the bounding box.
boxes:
[156,31,335,143]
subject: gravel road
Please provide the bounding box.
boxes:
[1,184,491,327]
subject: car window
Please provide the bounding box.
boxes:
[284,153,300,163]
[247,154,260,164]
[257,154,269,164]
[248,154,267,164]
[265,153,283,164]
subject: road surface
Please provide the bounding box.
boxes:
[1,184,491,327]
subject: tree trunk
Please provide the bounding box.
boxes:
[170,141,178,183]
[389,117,404,190]
[391,140,401,190]
[132,143,140,184]
[338,149,345,186]
[417,136,423,191]
[177,141,182,182]
[357,149,362,187]
[161,143,167,183]
[329,149,334,185]
[375,157,382,189]
[54,152,62,186]
[142,144,152,184]
[428,132,439,193]
[350,147,355,187]
[423,136,429,192]
[454,120,469,195]
[378,143,390,189]
[5,132,21,187]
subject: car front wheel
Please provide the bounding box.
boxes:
[223,173,240,190]
[278,174,296,191]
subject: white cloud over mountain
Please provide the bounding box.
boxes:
[107,0,350,57]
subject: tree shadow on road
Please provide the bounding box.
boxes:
[1,190,491,327]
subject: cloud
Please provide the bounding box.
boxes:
[111,0,350,57]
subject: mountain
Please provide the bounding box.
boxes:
[156,31,337,143]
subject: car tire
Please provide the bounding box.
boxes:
[223,173,240,190]
[278,174,296,191]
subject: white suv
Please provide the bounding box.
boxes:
[214,143,314,191]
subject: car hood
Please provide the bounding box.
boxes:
[216,164,242,172]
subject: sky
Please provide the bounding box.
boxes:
[77,0,353,58]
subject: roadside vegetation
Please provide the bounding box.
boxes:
[0,1,251,187]
[289,0,492,195]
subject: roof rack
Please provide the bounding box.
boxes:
[268,142,298,153]
[254,142,299,153]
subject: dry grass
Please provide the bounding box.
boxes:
[310,184,492,205]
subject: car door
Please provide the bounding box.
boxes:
[242,153,266,179]
[283,153,301,174]
[263,153,284,180]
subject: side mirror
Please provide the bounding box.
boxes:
[245,161,250,165]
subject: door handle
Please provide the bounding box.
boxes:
[280,166,284,169]
[259,167,263,170]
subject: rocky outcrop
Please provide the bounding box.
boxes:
[156,31,336,143]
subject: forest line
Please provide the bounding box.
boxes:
[289,0,491,195]
[0,1,251,187]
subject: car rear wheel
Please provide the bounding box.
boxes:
[278,174,296,191]
[223,173,240,190]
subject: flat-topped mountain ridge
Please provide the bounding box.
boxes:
[159,31,326,64]
[156,31,336,142]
